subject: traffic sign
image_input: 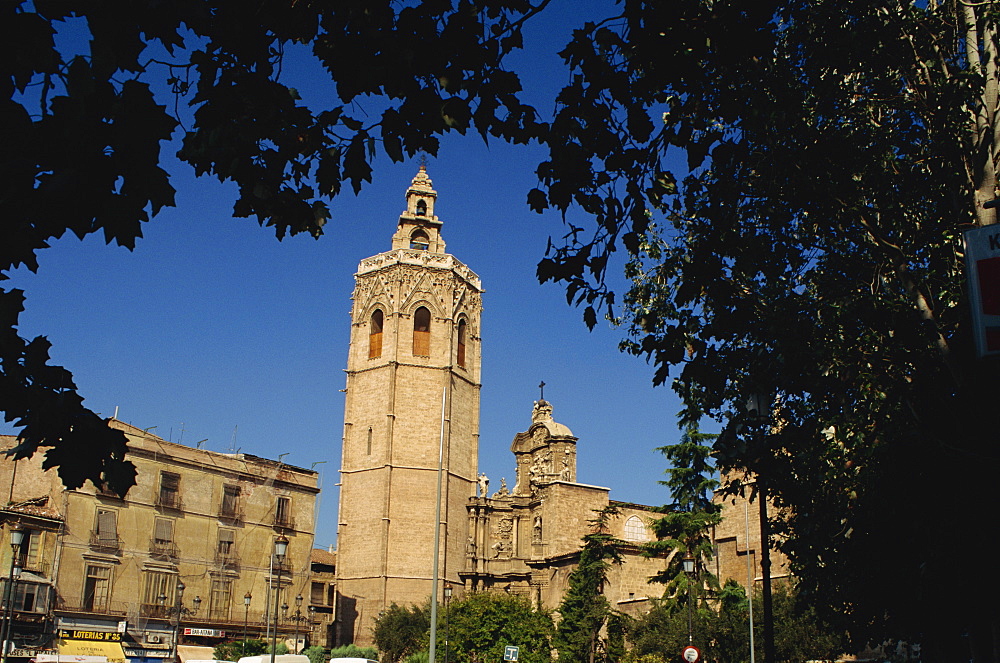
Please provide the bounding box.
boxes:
[504,646,520,662]
[681,645,700,662]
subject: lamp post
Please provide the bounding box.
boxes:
[171,582,185,663]
[443,583,452,663]
[292,595,303,654]
[682,552,695,646]
[1,525,25,663]
[270,535,288,663]
[244,592,252,654]
[745,391,775,663]
[747,392,775,663]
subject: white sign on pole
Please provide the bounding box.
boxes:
[503,646,519,662]
[964,224,1000,357]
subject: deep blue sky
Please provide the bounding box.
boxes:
[3,0,696,550]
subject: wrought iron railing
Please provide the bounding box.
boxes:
[88,531,122,554]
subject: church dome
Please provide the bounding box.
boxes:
[531,399,574,438]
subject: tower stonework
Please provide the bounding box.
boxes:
[336,167,482,645]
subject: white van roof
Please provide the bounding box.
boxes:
[237,655,310,663]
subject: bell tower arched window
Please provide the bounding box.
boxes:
[413,307,431,356]
[410,230,429,250]
[457,319,467,368]
[369,309,384,359]
[415,199,428,216]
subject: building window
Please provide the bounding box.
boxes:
[141,571,178,617]
[369,309,384,359]
[413,306,431,356]
[410,229,429,250]
[216,528,239,568]
[366,427,373,456]
[457,318,467,367]
[623,515,650,542]
[92,509,119,551]
[310,581,325,604]
[152,518,176,558]
[82,565,111,611]
[221,485,241,519]
[274,496,293,529]
[20,529,42,573]
[209,578,232,620]
[157,472,181,509]
[14,580,52,613]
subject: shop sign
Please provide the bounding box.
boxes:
[123,649,171,658]
[59,631,123,642]
[9,649,48,658]
[182,629,225,638]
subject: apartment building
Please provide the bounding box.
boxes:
[0,419,319,663]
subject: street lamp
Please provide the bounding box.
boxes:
[682,552,695,645]
[292,595,303,654]
[1,525,25,663]
[171,582,185,663]
[443,584,453,663]
[270,535,289,663]
[243,592,252,654]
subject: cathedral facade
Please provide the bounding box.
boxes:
[333,168,780,646]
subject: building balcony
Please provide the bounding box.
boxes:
[218,506,243,524]
[149,540,179,560]
[155,492,183,510]
[214,551,241,570]
[272,514,296,530]
[89,531,122,554]
[55,596,129,618]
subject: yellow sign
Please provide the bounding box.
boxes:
[58,638,127,663]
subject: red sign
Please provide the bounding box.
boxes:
[965,225,1000,356]
[183,628,225,638]
[681,645,700,663]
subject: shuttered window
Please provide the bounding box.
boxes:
[158,472,180,508]
[154,518,173,544]
[96,510,117,543]
[221,485,240,517]
[217,529,235,556]
[83,565,111,611]
[413,307,430,356]
[210,579,232,620]
[369,309,384,359]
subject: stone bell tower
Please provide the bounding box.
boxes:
[335,167,483,645]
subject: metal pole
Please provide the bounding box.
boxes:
[1,528,23,663]
[745,495,756,663]
[429,387,447,663]
[270,563,282,663]
[171,582,185,663]
[687,581,693,645]
[244,592,252,655]
[759,479,774,663]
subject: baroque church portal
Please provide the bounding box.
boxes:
[334,168,778,647]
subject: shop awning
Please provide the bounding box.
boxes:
[58,639,127,663]
[177,645,217,663]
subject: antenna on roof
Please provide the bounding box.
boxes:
[229,425,238,453]
[113,406,119,420]
[196,439,207,449]
[278,453,289,464]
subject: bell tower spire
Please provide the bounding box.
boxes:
[337,167,482,646]
[391,165,446,253]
